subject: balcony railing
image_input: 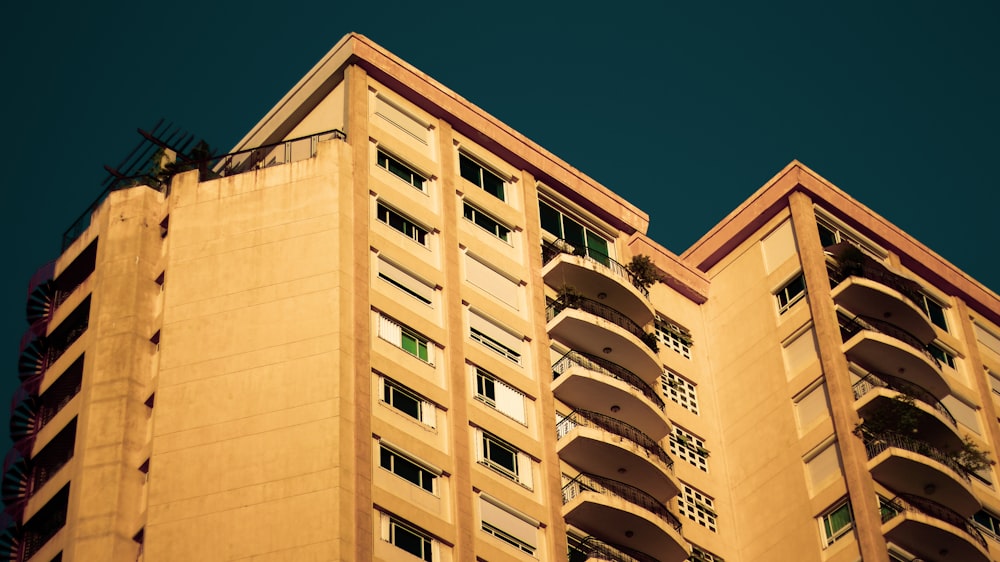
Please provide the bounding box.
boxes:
[838,312,939,367]
[562,473,682,532]
[826,242,925,310]
[546,296,658,352]
[571,536,659,562]
[859,429,969,482]
[553,351,665,411]
[853,372,956,427]
[557,410,673,471]
[541,239,650,299]
[881,493,986,549]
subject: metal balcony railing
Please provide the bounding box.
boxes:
[853,372,956,427]
[838,312,939,367]
[557,410,673,471]
[826,242,926,311]
[881,493,986,548]
[553,351,665,411]
[541,239,650,299]
[562,473,682,532]
[546,296,658,352]
[858,429,969,482]
[571,536,659,562]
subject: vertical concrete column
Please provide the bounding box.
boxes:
[787,191,889,561]
[343,63,373,562]
[437,122,476,562]
[954,300,1000,455]
[519,171,570,560]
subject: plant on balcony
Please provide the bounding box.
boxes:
[834,244,867,278]
[557,284,583,307]
[955,437,993,473]
[626,255,666,292]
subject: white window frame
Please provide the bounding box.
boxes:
[463,202,512,244]
[469,311,522,365]
[476,428,533,489]
[679,483,717,533]
[378,375,437,428]
[662,370,699,415]
[655,316,692,359]
[377,312,435,365]
[380,512,437,561]
[776,273,807,314]
[377,201,429,246]
[376,149,427,192]
[820,499,853,547]
[459,152,507,202]
[929,342,957,369]
[472,366,527,425]
[690,545,726,562]
[480,495,538,556]
[669,426,709,472]
[918,292,949,332]
[378,256,434,306]
[379,442,439,494]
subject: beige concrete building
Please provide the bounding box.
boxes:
[6,32,1000,562]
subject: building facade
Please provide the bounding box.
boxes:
[5,33,1000,562]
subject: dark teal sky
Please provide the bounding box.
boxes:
[1,1,997,450]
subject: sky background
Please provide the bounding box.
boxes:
[1,1,997,452]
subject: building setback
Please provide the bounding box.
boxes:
[5,32,1000,562]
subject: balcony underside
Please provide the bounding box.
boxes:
[543,254,654,327]
[884,512,989,562]
[558,428,678,501]
[870,450,979,516]
[552,365,669,440]
[547,311,661,384]
[563,493,689,562]
[833,277,935,344]
[844,332,948,399]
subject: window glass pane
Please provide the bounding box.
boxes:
[392,523,427,559]
[486,436,517,472]
[562,218,586,253]
[386,381,421,419]
[818,222,838,247]
[585,231,610,265]
[460,154,480,185]
[481,169,505,201]
[477,371,496,401]
[539,201,562,238]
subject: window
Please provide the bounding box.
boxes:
[656,317,692,359]
[469,311,522,364]
[465,255,519,309]
[459,153,506,201]
[820,500,853,546]
[480,496,538,556]
[669,426,709,472]
[975,509,1000,542]
[377,202,428,245]
[929,343,956,369]
[379,444,437,493]
[816,216,881,257]
[690,545,725,562]
[474,367,527,425]
[463,203,511,242]
[377,313,434,364]
[679,483,717,532]
[777,274,806,314]
[476,429,533,489]
[538,200,611,266]
[662,371,699,415]
[379,376,437,427]
[378,257,434,305]
[919,293,948,332]
[377,150,426,191]
[381,512,435,561]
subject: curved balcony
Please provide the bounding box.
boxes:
[839,313,948,399]
[881,494,988,562]
[552,351,669,440]
[571,535,658,562]
[853,372,961,451]
[557,410,678,501]
[827,247,935,344]
[1,450,30,517]
[562,473,689,562]
[8,388,38,455]
[0,511,24,562]
[861,431,979,516]
[24,264,54,337]
[542,239,654,326]
[547,297,661,384]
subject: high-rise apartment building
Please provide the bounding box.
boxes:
[5,32,1000,562]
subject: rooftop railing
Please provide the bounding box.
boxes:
[553,351,665,411]
[541,239,650,299]
[881,493,986,549]
[546,296,658,352]
[838,312,939,367]
[562,472,682,532]
[557,410,673,471]
[853,371,956,427]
